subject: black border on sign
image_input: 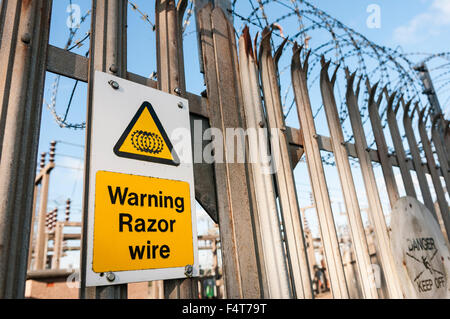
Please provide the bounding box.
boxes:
[113,101,180,166]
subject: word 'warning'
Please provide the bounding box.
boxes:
[93,171,193,273]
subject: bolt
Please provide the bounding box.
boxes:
[280,126,287,132]
[259,121,265,128]
[108,80,120,90]
[174,87,181,95]
[106,272,116,282]
[365,147,371,152]
[185,265,193,278]
[21,33,31,44]
[109,64,118,74]
[313,134,318,139]
[341,142,346,146]
[178,101,184,109]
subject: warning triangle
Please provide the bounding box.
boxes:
[113,102,180,166]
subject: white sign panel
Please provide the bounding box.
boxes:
[85,71,198,287]
[390,196,450,299]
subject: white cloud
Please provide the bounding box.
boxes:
[393,0,450,44]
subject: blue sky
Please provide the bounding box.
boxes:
[36,0,449,269]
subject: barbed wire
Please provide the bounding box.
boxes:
[46,1,197,130]
[46,1,449,169]
[231,0,450,166]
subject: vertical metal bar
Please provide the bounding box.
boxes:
[0,0,53,298]
[156,0,198,299]
[320,63,378,299]
[385,91,417,198]
[80,0,128,299]
[414,63,442,118]
[402,99,437,219]
[238,27,291,299]
[366,82,399,207]
[291,45,349,299]
[417,109,450,239]
[431,114,450,190]
[445,120,450,157]
[259,29,313,299]
[344,70,403,298]
[195,3,266,298]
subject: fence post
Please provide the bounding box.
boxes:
[366,82,399,207]
[0,0,53,298]
[417,108,450,240]
[320,64,378,299]
[238,27,291,299]
[259,28,313,299]
[80,0,128,299]
[291,46,349,299]
[344,71,403,299]
[195,2,266,298]
[156,0,198,299]
[385,91,417,198]
[401,99,437,219]
[431,114,450,190]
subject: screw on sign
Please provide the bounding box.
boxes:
[390,197,450,298]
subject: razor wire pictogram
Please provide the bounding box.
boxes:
[131,130,165,155]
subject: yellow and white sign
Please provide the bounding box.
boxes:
[113,102,180,166]
[85,71,197,287]
[93,171,193,273]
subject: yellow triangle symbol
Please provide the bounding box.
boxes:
[113,102,180,166]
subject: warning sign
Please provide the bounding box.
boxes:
[86,71,197,287]
[93,171,194,273]
[113,102,180,166]
[390,196,450,299]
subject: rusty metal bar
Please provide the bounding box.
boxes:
[431,114,450,190]
[418,109,450,239]
[196,3,266,298]
[344,70,403,298]
[46,45,89,82]
[80,0,128,299]
[366,82,399,207]
[239,27,291,299]
[259,28,313,299]
[320,63,377,299]
[385,91,417,198]
[445,120,450,156]
[291,45,349,299]
[402,99,437,219]
[0,0,53,298]
[156,0,198,299]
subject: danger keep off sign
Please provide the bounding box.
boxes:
[85,71,198,287]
